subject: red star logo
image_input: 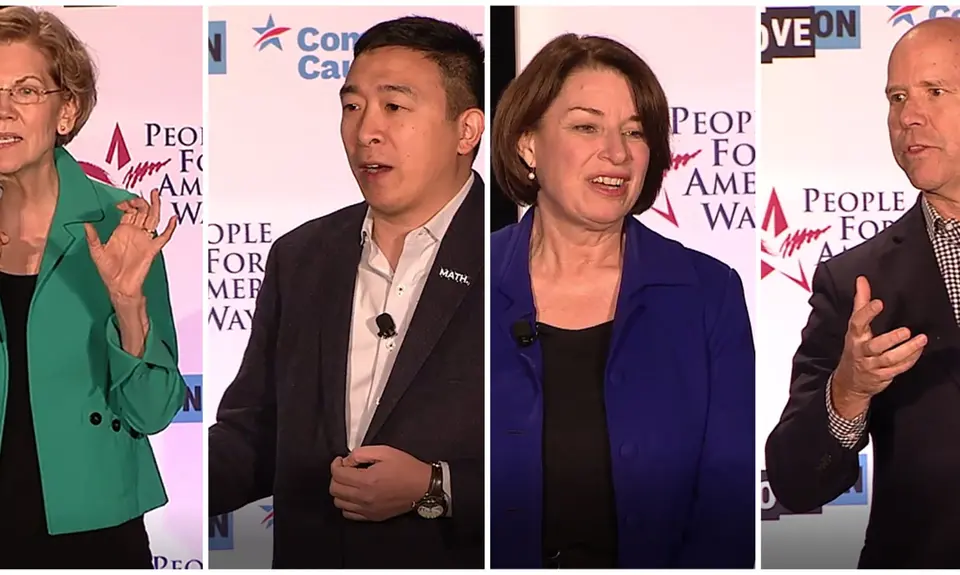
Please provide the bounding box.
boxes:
[76,123,171,190]
[760,188,831,292]
[652,149,702,227]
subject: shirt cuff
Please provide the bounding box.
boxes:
[825,372,868,449]
[440,460,452,517]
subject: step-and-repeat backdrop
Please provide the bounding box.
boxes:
[206,6,485,567]
[759,5,957,568]
[49,6,203,569]
[515,5,756,320]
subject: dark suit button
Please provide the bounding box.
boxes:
[816,454,832,471]
[111,419,121,432]
[619,443,636,457]
[129,429,142,439]
[89,412,102,426]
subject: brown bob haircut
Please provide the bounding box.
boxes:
[492,33,672,215]
[0,6,98,147]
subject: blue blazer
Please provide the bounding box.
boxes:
[490,209,755,568]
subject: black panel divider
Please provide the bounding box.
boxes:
[489,5,519,233]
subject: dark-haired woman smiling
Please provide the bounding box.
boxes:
[490,33,755,569]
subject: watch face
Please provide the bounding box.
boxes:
[417,499,445,519]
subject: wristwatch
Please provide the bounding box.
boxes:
[414,462,447,519]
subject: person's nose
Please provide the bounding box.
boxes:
[897,95,928,129]
[356,106,385,146]
[599,130,629,165]
[0,89,18,120]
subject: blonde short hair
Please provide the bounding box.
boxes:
[0,6,98,146]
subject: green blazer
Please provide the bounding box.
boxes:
[0,148,186,534]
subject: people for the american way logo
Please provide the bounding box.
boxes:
[260,504,274,528]
[77,123,170,190]
[760,188,830,292]
[651,149,702,227]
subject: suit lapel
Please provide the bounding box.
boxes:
[494,208,541,389]
[318,211,365,456]
[38,148,105,295]
[362,176,484,444]
[875,199,960,388]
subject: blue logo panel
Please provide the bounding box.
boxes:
[209,21,227,75]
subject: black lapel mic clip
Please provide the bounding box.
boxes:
[376,313,397,338]
[511,320,537,348]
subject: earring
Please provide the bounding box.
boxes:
[527,171,536,181]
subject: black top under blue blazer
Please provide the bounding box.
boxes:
[490,209,756,568]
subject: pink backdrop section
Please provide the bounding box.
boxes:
[206,5,484,567]
[48,6,203,568]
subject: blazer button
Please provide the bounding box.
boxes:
[111,419,122,432]
[816,454,832,471]
[619,443,636,457]
[129,429,142,439]
[89,412,102,426]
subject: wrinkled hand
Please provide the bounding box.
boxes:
[832,276,927,417]
[84,189,176,304]
[329,445,432,522]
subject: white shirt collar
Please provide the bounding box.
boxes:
[359,173,474,246]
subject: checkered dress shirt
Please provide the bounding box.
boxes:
[826,195,960,448]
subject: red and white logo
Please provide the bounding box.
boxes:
[77,123,171,191]
[760,188,830,292]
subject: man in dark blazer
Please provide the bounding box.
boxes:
[208,16,485,568]
[766,18,960,568]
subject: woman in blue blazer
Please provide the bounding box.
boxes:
[489,33,755,568]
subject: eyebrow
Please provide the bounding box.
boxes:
[886,79,950,96]
[12,75,44,85]
[565,106,642,123]
[339,83,417,99]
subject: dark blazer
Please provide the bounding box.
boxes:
[765,196,960,568]
[209,175,485,568]
[489,209,756,568]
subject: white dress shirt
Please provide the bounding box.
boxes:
[344,173,474,512]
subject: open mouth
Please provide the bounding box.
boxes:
[906,145,933,155]
[359,163,393,174]
[589,175,628,193]
[0,134,23,147]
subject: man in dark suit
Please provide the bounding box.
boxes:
[766,18,960,568]
[208,16,485,568]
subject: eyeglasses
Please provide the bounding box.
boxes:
[0,86,62,105]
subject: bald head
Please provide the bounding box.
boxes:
[885,17,960,204]
[891,17,960,65]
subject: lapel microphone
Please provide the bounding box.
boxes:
[376,313,397,338]
[511,320,537,348]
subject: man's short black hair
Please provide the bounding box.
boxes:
[355,16,484,119]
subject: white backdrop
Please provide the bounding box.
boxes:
[206,6,485,567]
[758,5,958,568]
[49,6,203,569]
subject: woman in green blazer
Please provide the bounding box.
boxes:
[0,7,186,568]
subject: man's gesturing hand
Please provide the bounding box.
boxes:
[329,446,432,522]
[832,276,927,419]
